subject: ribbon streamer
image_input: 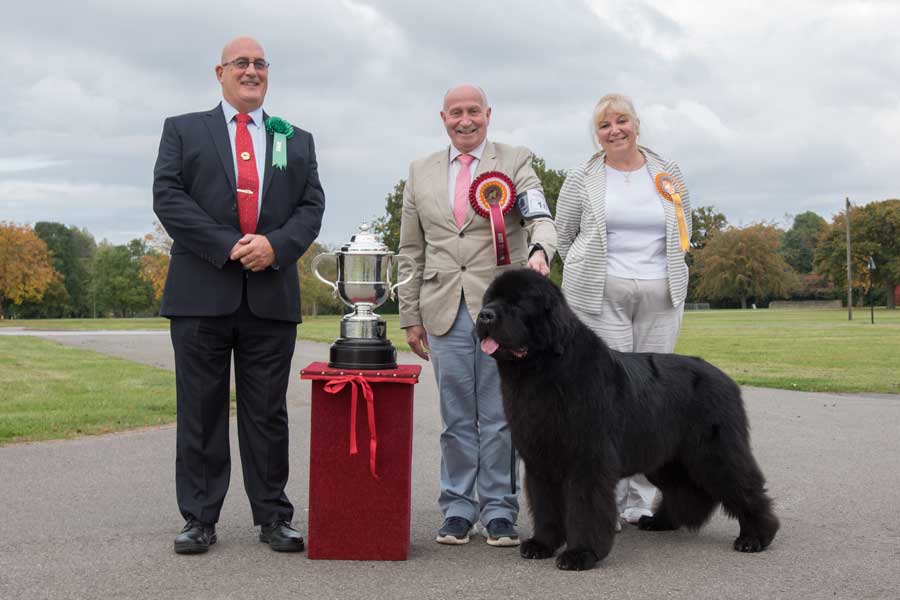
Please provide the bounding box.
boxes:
[272,132,287,170]
[488,202,511,266]
[323,376,380,480]
[654,173,690,253]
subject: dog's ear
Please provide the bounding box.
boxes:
[529,284,576,355]
[546,299,576,355]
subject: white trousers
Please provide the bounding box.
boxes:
[572,276,684,521]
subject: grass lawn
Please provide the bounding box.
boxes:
[675,308,900,394]
[0,336,176,444]
[0,318,169,330]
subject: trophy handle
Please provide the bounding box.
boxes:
[390,255,417,301]
[310,252,339,296]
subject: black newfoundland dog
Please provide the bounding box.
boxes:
[476,269,779,571]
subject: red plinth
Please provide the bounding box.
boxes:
[301,361,421,560]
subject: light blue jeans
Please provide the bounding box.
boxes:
[428,298,519,525]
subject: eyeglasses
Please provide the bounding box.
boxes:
[221,58,270,71]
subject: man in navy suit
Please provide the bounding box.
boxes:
[153,36,325,554]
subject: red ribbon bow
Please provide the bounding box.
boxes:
[322,376,380,480]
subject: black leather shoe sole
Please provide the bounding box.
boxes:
[259,533,304,552]
[174,534,217,555]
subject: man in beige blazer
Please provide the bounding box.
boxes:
[398,84,557,547]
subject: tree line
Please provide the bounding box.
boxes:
[2,158,897,318]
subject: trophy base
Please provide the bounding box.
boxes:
[328,337,398,371]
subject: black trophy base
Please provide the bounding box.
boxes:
[329,337,398,370]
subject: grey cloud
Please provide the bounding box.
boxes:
[2,0,898,246]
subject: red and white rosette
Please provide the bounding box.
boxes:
[469,171,516,265]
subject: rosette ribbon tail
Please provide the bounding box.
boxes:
[670,192,690,253]
[322,376,380,480]
[488,203,511,266]
[272,132,288,170]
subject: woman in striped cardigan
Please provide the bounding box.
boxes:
[555,93,692,527]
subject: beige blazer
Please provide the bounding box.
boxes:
[398,141,558,336]
[555,145,692,314]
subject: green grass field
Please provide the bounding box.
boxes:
[1,307,897,444]
[2,310,898,394]
[675,308,900,394]
[0,318,169,331]
[0,336,176,444]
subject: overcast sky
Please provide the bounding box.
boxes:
[3,0,898,247]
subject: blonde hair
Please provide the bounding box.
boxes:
[591,93,640,150]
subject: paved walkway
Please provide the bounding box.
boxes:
[1,331,898,599]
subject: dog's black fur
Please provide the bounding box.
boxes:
[476,269,779,571]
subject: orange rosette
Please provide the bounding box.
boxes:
[469,171,516,265]
[654,172,690,253]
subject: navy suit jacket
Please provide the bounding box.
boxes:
[153,103,325,322]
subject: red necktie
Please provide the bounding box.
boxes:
[454,154,474,229]
[235,113,258,234]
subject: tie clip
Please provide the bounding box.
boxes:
[237,188,254,194]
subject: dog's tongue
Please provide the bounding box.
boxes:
[481,337,499,355]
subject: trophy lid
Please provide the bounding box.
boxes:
[341,221,390,254]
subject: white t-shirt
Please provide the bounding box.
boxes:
[604,164,668,279]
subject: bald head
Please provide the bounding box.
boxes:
[221,36,265,64]
[443,84,488,111]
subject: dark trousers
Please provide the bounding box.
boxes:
[171,288,297,525]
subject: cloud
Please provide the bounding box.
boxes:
[2,0,899,245]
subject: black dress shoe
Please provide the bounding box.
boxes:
[259,520,305,552]
[174,519,216,555]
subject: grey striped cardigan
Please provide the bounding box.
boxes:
[555,145,692,313]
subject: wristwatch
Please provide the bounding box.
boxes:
[528,243,548,263]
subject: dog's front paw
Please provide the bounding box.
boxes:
[555,548,598,571]
[520,538,555,559]
[637,515,677,531]
[733,535,765,552]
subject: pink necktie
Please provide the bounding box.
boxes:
[454,154,474,229]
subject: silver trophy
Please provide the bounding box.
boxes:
[311,222,416,369]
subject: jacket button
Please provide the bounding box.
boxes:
[460,266,467,272]
[231,204,237,211]
[458,232,465,238]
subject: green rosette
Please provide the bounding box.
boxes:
[265,116,295,170]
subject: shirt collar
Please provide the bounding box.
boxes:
[221,98,264,129]
[449,138,487,163]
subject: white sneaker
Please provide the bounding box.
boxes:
[622,508,653,525]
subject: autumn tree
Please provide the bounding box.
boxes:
[0,222,57,318]
[17,271,70,318]
[140,222,173,306]
[692,224,799,308]
[685,206,728,302]
[815,199,900,309]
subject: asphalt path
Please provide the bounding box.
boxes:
[1,330,898,599]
